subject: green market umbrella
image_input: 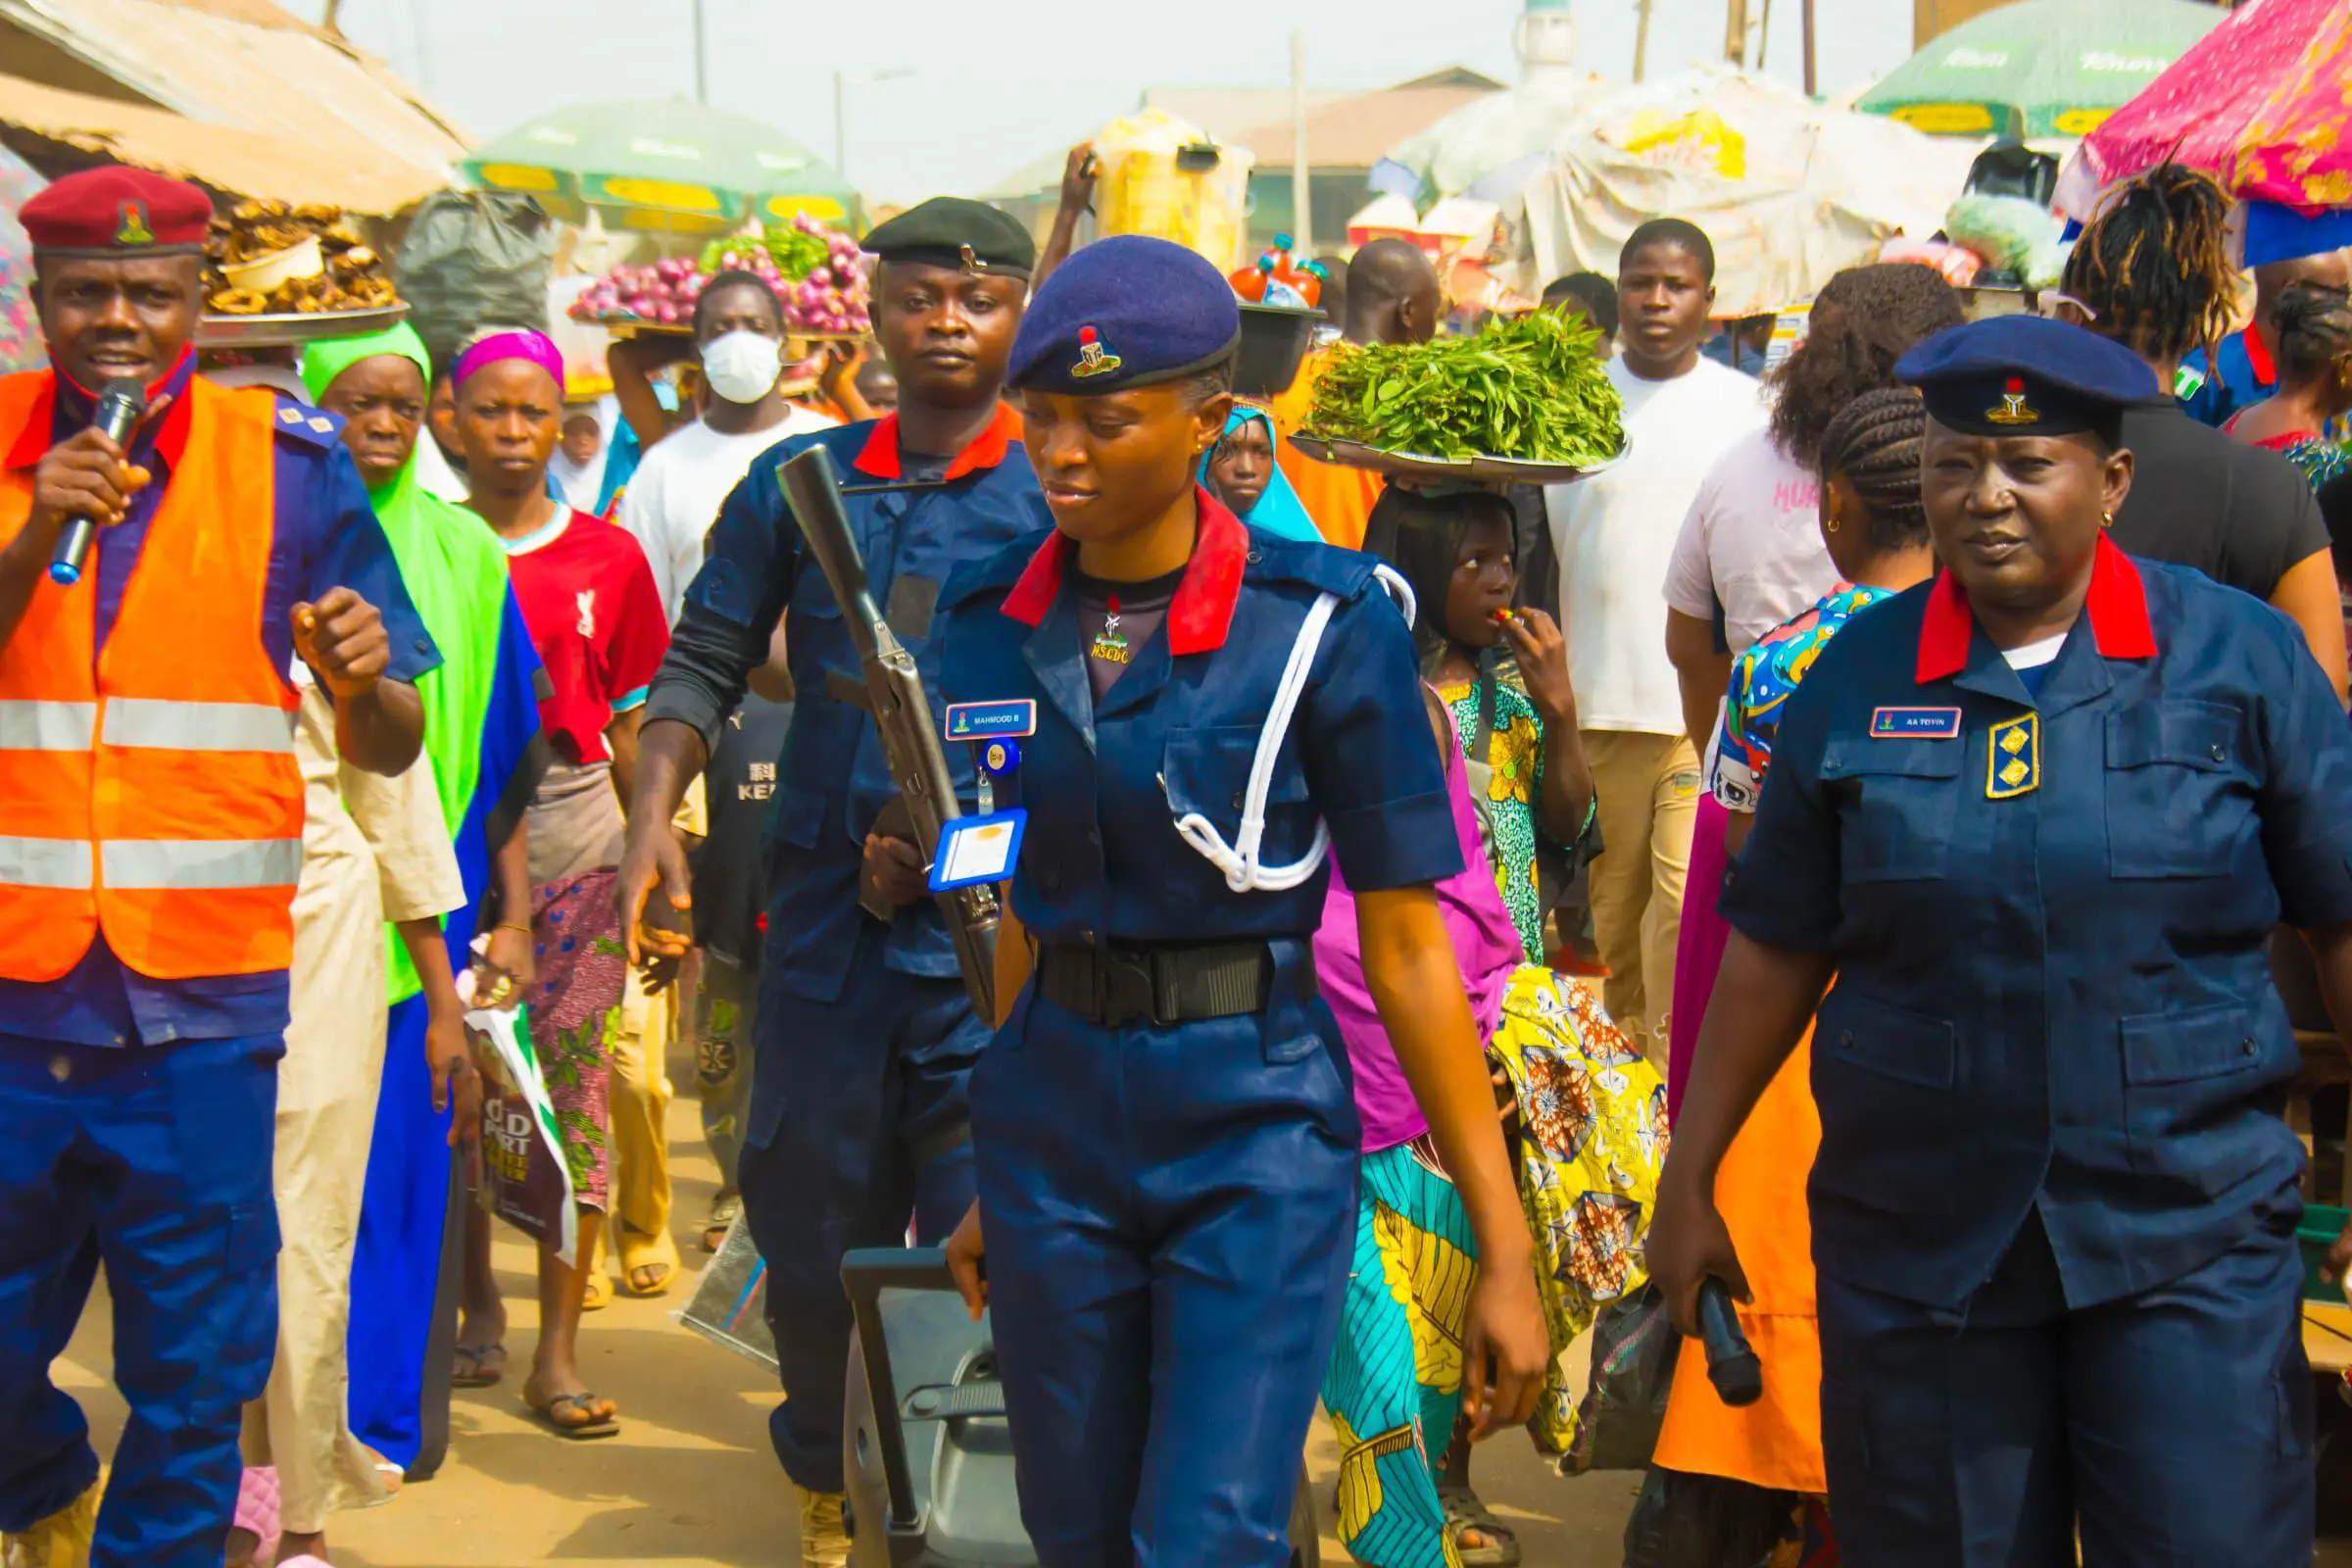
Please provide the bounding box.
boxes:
[1857,0,2225,140]
[464,98,858,234]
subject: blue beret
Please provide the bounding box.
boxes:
[1895,315,2158,439]
[1007,236,1242,396]
[864,197,1035,278]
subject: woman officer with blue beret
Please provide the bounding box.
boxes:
[1650,314,2352,1565]
[933,235,1548,1565]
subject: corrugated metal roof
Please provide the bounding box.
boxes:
[1235,84,1499,170]
[0,0,465,209]
[0,67,438,211]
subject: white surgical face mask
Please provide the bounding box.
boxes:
[700,329,783,406]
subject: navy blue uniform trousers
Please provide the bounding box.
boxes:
[737,919,983,1495]
[1818,1204,2313,1566]
[0,1033,280,1568]
[973,986,1358,1568]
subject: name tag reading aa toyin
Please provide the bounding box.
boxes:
[1870,707,1963,740]
[945,700,1037,741]
[930,809,1027,893]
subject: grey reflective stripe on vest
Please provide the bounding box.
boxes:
[0,835,93,889]
[0,701,96,752]
[101,838,302,890]
[102,699,296,754]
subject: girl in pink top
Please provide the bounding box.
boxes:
[1313,689,1668,1568]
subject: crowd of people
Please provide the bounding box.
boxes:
[2,143,2351,1568]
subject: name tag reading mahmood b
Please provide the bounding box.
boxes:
[945,700,1037,741]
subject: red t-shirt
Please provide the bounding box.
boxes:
[501,508,670,764]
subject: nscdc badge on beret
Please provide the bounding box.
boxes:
[1072,325,1122,379]
[1985,376,2039,427]
[115,201,155,248]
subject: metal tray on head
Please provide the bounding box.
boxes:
[1289,433,1625,486]
[196,302,410,350]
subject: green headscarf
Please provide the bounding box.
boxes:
[302,321,514,1003]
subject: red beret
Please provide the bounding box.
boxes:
[22,167,211,256]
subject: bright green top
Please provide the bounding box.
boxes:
[302,321,515,1003]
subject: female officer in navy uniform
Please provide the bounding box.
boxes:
[933,235,1548,1566]
[1650,314,2352,1566]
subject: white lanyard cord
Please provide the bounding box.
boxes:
[1169,564,1416,894]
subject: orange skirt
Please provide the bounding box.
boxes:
[1651,1024,1825,1494]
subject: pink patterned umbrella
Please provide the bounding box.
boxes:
[2059,0,2352,264]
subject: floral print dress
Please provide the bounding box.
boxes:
[1436,665,1549,963]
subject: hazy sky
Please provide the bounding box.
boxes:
[293,0,1916,207]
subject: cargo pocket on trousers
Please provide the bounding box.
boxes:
[224,1200,281,1272]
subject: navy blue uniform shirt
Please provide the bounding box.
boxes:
[1726,538,2352,1309]
[935,491,1461,953]
[0,359,437,1048]
[643,405,1053,1003]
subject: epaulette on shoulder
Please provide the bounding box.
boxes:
[270,398,343,449]
[1245,531,1381,600]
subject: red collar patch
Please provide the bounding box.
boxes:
[1914,532,2156,683]
[1000,486,1250,657]
[2243,323,2278,388]
[852,400,1023,482]
[11,346,198,470]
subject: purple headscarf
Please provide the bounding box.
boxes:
[453,328,564,392]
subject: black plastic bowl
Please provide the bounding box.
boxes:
[1235,303,1327,402]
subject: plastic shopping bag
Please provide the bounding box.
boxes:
[465,986,578,1267]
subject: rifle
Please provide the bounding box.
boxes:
[776,445,999,1023]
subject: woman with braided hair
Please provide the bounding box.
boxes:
[2060,163,2348,701]
[2226,279,2352,492]
[1642,388,1938,1550]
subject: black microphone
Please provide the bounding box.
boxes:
[50,379,146,587]
[1695,1276,1763,1407]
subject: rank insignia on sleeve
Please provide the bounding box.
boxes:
[1986,711,2038,799]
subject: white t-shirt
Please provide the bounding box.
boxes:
[1546,356,1768,735]
[616,408,838,626]
[1662,427,1841,655]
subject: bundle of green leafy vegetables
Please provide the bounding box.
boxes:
[1300,308,1624,466]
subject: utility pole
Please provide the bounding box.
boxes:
[1634,0,1653,80]
[1725,0,1749,66]
[691,0,708,104]
[1757,0,1773,69]
[1290,29,1311,257]
[832,70,847,178]
[1802,0,1818,95]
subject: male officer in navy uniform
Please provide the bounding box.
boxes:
[1650,315,2352,1566]
[615,197,1047,1568]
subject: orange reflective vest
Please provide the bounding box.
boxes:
[0,370,303,982]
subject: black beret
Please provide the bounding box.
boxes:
[1006,235,1241,396]
[1895,315,2158,439]
[863,197,1035,279]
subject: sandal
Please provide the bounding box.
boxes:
[581,1269,612,1313]
[525,1389,620,1441]
[703,1194,743,1253]
[1439,1482,1522,1567]
[451,1342,506,1389]
[619,1223,680,1298]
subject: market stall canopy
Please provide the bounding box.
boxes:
[1378,73,1608,206]
[1857,0,2223,140]
[0,69,440,213]
[2055,0,2352,267]
[464,98,858,235]
[0,0,465,213]
[1522,67,1979,318]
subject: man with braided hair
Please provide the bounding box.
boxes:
[2060,164,2348,702]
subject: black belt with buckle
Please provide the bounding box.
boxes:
[1034,940,1276,1028]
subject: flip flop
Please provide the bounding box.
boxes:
[451,1341,506,1389]
[526,1390,620,1441]
[1440,1483,1522,1568]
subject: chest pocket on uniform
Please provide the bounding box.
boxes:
[1820,736,1961,883]
[2105,700,2248,878]
[1160,726,1310,826]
